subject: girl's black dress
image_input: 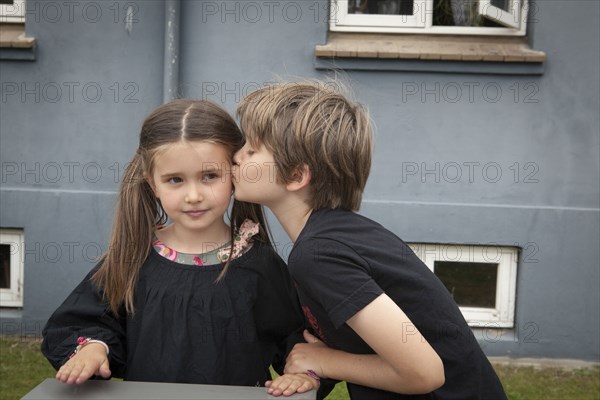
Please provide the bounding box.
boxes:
[41,243,304,385]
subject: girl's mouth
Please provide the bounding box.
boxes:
[184,210,206,217]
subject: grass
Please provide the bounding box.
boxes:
[0,337,55,400]
[495,364,600,400]
[1,337,599,400]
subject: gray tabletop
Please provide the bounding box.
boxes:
[21,379,316,400]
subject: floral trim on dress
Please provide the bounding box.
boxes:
[152,219,259,266]
[153,242,178,262]
[217,219,260,262]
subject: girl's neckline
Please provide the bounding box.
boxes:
[154,223,231,255]
[148,242,258,271]
[152,238,232,266]
[152,219,260,267]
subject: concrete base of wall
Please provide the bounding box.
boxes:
[489,356,600,370]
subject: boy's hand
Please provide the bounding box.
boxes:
[56,343,111,385]
[283,330,329,378]
[265,373,319,397]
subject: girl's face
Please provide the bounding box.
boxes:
[148,141,232,236]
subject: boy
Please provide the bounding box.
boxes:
[232,82,507,399]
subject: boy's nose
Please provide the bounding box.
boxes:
[232,149,242,165]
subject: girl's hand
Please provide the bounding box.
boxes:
[265,373,319,397]
[56,343,111,385]
[283,330,331,378]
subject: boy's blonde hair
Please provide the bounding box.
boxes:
[237,81,373,211]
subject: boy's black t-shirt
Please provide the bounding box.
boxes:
[289,208,507,400]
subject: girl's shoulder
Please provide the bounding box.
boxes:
[234,240,282,267]
[232,236,287,275]
[220,219,260,262]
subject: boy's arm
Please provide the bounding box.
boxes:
[283,293,445,395]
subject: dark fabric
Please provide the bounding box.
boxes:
[42,243,304,386]
[289,208,507,400]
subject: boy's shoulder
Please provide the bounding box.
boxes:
[309,207,372,223]
[305,208,386,235]
[297,208,403,254]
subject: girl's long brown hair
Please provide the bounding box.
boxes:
[92,100,271,316]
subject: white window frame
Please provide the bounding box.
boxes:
[336,0,429,29]
[0,0,25,23]
[331,0,527,36]
[479,0,520,28]
[0,229,24,308]
[408,243,517,328]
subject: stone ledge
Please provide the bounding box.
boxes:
[489,356,600,370]
[316,32,546,63]
[0,23,35,48]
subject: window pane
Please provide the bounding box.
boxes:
[478,0,520,28]
[0,244,10,289]
[433,0,482,26]
[434,261,498,308]
[491,0,510,11]
[349,0,414,15]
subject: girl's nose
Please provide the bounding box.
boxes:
[185,184,202,203]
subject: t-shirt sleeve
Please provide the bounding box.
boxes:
[41,265,127,377]
[291,238,384,329]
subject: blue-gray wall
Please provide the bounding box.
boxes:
[1,0,598,362]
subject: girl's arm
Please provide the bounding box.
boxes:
[265,373,318,397]
[279,293,445,394]
[250,245,321,395]
[41,265,127,382]
[55,342,111,384]
[250,245,305,374]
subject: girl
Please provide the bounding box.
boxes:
[41,100,317,395]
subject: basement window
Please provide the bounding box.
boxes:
[409,243,518,327]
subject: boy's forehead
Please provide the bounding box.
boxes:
[246,137,265,148]
[240,133,270,153]
[241,129,262,146]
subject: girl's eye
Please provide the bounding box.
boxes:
[202,173,219,182]
[246,149,255,156]
[167,177,182,184]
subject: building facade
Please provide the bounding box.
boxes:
[1,0,598,362]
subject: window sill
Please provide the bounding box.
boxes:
[314,33,546,75]
[0,23,36,61]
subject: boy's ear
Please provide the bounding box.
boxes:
[286,164,311,192]
[143,172,158,198]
